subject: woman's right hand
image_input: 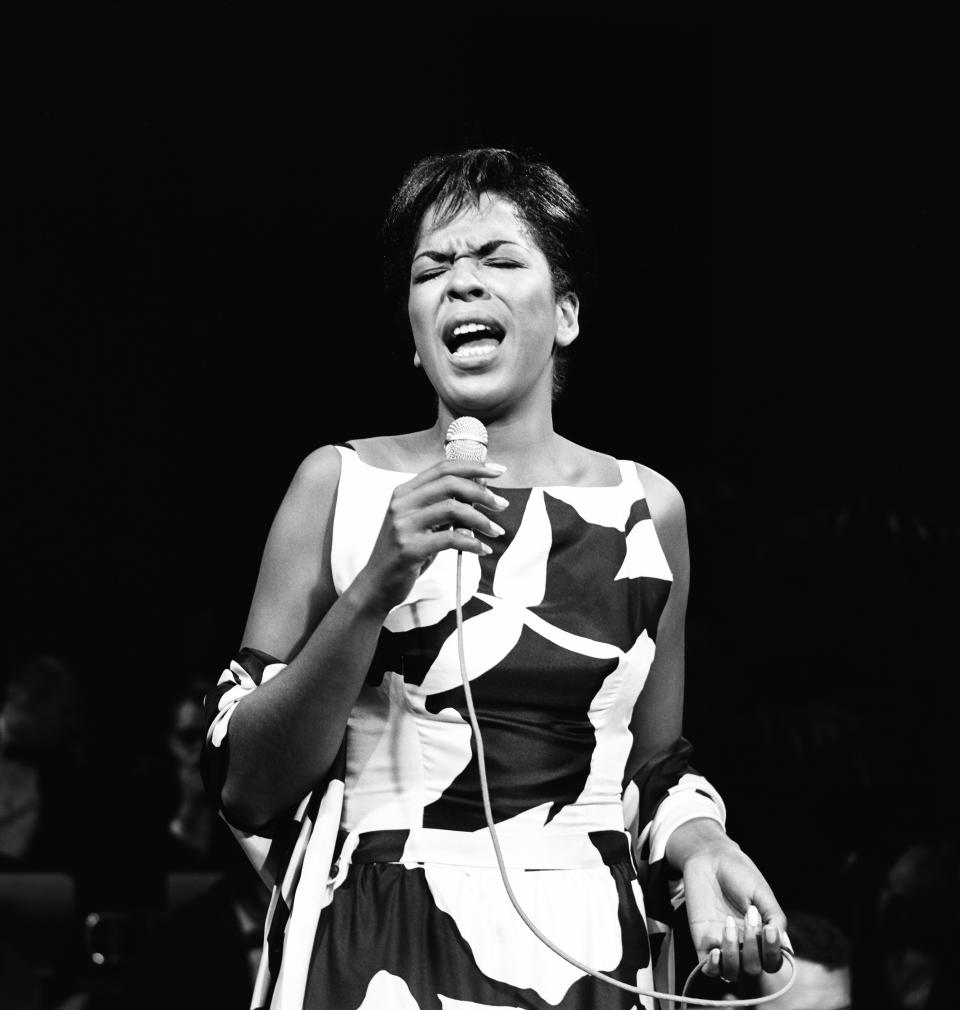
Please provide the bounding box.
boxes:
[351,459,510,616]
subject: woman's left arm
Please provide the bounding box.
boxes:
[626,465,787,981]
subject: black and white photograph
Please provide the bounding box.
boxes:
[4,12,954,1010]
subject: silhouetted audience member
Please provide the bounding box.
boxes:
[851,841,957,1010]
[0,655,90,1006]
[106,676,233,908]
[0,654,87,868]
[164,678,222,867]
[758,909,852,1009]
[63,678,265,1008]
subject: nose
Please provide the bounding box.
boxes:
[445,257,488,301]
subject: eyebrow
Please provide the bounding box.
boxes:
[412,240,524,264]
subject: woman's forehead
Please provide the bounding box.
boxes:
[415,193,533,251]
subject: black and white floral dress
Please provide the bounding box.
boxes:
[203,445,725,1009]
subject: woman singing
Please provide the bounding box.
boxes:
[202,148,788,1009]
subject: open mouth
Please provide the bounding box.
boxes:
[443,319,506,359]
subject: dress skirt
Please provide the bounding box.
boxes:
[305,828,657,1010]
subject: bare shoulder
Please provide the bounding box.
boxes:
[634,462,685,520]
[241,445,345,659]
[633,462,688,568]
[287,444,344,505]
[267,445,345,544]
[344,431,435,471]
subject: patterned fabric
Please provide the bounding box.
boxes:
[202,647,347,1009]
[202,447,725,1009]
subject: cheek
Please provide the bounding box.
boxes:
[407,290,432,334]
[516,288,558,334]
[407,297,438,367]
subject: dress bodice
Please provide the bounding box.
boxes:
[330,446,675,837]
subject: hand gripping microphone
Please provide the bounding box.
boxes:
[443,416,795,1007]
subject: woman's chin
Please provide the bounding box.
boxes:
[438,383,506,422]
[432,357,553,423]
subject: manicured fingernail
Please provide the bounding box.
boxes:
[489,493,510,509]
[746,906,761,929]
[709,948,721,971]
[486,462,507,473]
[488,521,505,536]
[763,925,777,944]
[480,543,492,555]
[724,916,738,942]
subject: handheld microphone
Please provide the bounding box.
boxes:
[445,417,489,539]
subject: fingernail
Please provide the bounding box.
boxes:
[724,916,737,942]
[480,542,492,555]
[486,463,507,474]
[746,906,761,929]
[763,925,777,944]
[489,493,510,509]
[488,522,505,536]
[710,948,721,970]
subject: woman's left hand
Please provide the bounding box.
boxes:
[674,827,788,981]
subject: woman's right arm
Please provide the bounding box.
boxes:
[215,446,507,831]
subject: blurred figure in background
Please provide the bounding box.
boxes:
[756,909,852,1009]
[850,840,957,1010]
[74,678,261,1008]
[110,676,232,907]
[0,654,87,868]
[164,679,221,867]
[0,654,89,1008]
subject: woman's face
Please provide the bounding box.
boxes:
[407,193,579,418]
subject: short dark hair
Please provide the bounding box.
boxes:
[382,148,595,396]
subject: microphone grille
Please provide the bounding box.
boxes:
[446,416,488,445]
[445,416,489,463]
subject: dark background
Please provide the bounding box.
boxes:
[7,12,955,927]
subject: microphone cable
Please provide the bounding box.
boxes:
[454,549,797,1008]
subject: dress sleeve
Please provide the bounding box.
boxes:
[623,736,726,992]
[201,648,347,1008]
[202,649,287,816]
[201,647,346,880]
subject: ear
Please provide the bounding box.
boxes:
[413,350,422,368]
[555,291,580,349]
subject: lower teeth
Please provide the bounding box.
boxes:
[453,339,498,357]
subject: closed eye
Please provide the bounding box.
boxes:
[412,258,522,284]
[412,268,447,284]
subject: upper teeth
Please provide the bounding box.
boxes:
[452,322,492,337]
